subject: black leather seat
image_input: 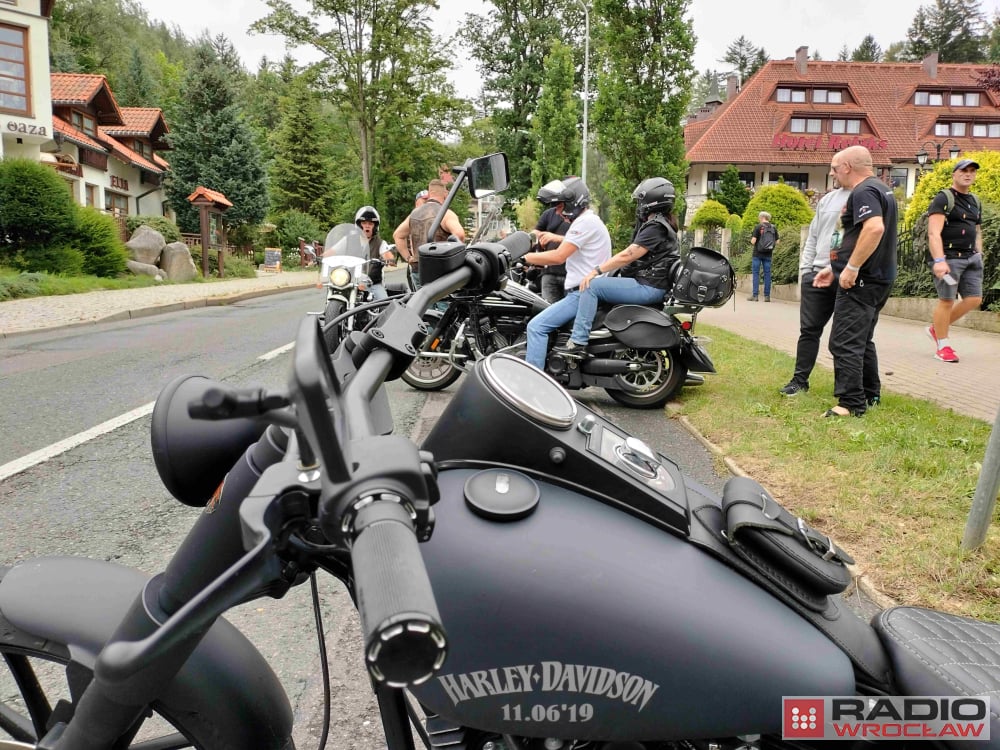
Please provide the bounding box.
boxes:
[874,606,1000,748]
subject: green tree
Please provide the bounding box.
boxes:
[837,44,851,61]
[905,0,987,62]
[164,46,269,233]
[593,0,695,245]
[253,0,464,198]
[710,165,752,217]
[464,0,585,199]
[269,74,336,223]
[720,35,767,84]
[531,41,580,191]
[117,46,156,106]
[985,11,1000,61]
[851,35,883,61]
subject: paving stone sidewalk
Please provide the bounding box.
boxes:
[699,296,1000,424]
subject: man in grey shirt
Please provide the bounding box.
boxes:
[779,185,850,397]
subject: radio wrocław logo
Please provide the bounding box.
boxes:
[783,697,990,740]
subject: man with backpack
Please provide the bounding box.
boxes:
[748,211,778,301]
[924,159,984,363]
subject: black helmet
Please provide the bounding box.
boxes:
[632,177,675,221]
[354,205,380,230]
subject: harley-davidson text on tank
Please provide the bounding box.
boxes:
[435,661,660,714]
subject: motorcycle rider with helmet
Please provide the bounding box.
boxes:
[522,177,612,369]
[552,177,681,357]
[530,180,572,302]
[355,205,395,300]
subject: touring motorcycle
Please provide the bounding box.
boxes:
[2,153,999,750]
[318,223,392,352]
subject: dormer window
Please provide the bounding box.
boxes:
[133,139,152,159]
[776,88,807,103]
[915,90,979,107]
[813,89,843,104]
[831,119,862,134]
[70,110,97,136]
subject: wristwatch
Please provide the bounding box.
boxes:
[593,266,602,275]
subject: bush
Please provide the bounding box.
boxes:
[12,244,85,276]
[742,184,814,230]
[689,199,730,230]
[76,207,128,277]
[0,271,46,301]
[0,159,78,263]
[273,210,323,253]
[126,215,182,243]
[189,246,258,278]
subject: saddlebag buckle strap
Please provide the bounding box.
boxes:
[722,476,855,612]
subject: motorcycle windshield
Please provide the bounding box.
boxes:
[321,224,368,280]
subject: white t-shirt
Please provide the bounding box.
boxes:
[562,210,612,289]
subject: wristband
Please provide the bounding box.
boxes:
[932,257,946,263]
[846,263,861,272]
[594,266,603,275]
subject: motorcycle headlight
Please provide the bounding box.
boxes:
[329,267,352,287]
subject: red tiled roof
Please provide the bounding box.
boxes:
[98,127,164,174]
[52,116,108,153]
[187,186,233,207]
[50,73,125,126]
[684,58,1000,168]
[102,108,169,139]
[153,153,171,170]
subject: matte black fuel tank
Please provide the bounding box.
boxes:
[410,467,856,741]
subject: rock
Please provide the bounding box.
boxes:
[126,259,165,281]
[159,242,198,282]
[126,225,166,265]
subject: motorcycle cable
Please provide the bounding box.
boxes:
[320,293,415,337]
[309,571,332,750]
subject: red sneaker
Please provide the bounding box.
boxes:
[925,325,937,345]
[935,345,959,363]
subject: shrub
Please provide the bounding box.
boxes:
[126,215,182,243]
[76,207,128,277]
[689,199,729,230]
[273,210,323,253]
[189,246,257,278]
[742,184,814,230]
[0,159,78,263]
[13,244,85,276]
[0,271,46,301]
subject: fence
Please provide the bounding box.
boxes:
[179,234,254,261]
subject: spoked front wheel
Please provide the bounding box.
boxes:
[605,347,687,409]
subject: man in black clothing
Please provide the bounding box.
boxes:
[813,145,897,417]
[533,205,570,302]
[924,159,984,363]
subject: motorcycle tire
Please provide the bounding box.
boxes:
[322,298,346,353]
[401,353,462,391]
[0,576,295,749]
[605,347,687,409]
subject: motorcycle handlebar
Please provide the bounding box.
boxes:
[352,500,447,686]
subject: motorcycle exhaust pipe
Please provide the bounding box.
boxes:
[581,359,642,375]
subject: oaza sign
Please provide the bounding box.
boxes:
[771,133,889,151]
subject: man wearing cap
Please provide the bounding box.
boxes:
[925,158,984,363]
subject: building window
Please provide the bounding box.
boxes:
[132,139,152,159]
[776,87,807,103]
[768,173,808,190]
[70,110,97,136]
[0,24,29,115]
[889,168,908,189]
[935,122,967,136]
[831,119,862,134]
[85,183,98,207]
[105,191,128,216]
[789,118,823,133]
[915,91,945,106]
[972,123,1000,137]
[707,171,755,192]
[812,89,843,104]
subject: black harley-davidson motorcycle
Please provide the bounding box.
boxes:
[2,153,1000,750]
[403,250,734,409]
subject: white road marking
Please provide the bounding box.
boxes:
[259,342,295,361]
[0,402,155,482]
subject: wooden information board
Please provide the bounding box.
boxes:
[263,248,282,273]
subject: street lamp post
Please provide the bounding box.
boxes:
[574,0,590,184]
[916,138,961,172]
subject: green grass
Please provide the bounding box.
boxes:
[672,324,1000,621]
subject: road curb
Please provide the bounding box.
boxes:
[671,409,897,611]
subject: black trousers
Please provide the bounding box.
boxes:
[791,271,837,388]
[829,279,892,414]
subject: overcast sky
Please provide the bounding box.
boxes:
[137,0,1000,99]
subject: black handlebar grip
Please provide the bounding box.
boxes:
[351,500,447,687]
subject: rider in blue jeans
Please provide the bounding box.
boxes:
[551,177,681,357]
[748,211,778,301]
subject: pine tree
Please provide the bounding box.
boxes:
[720,35,766,84]
[906,0,987,62]
[852,35,883,61]
[117,47,155,107]
[164,47,268,233]
[269,75,336,223]
[710,166,751,218]
[593,0,695,244]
